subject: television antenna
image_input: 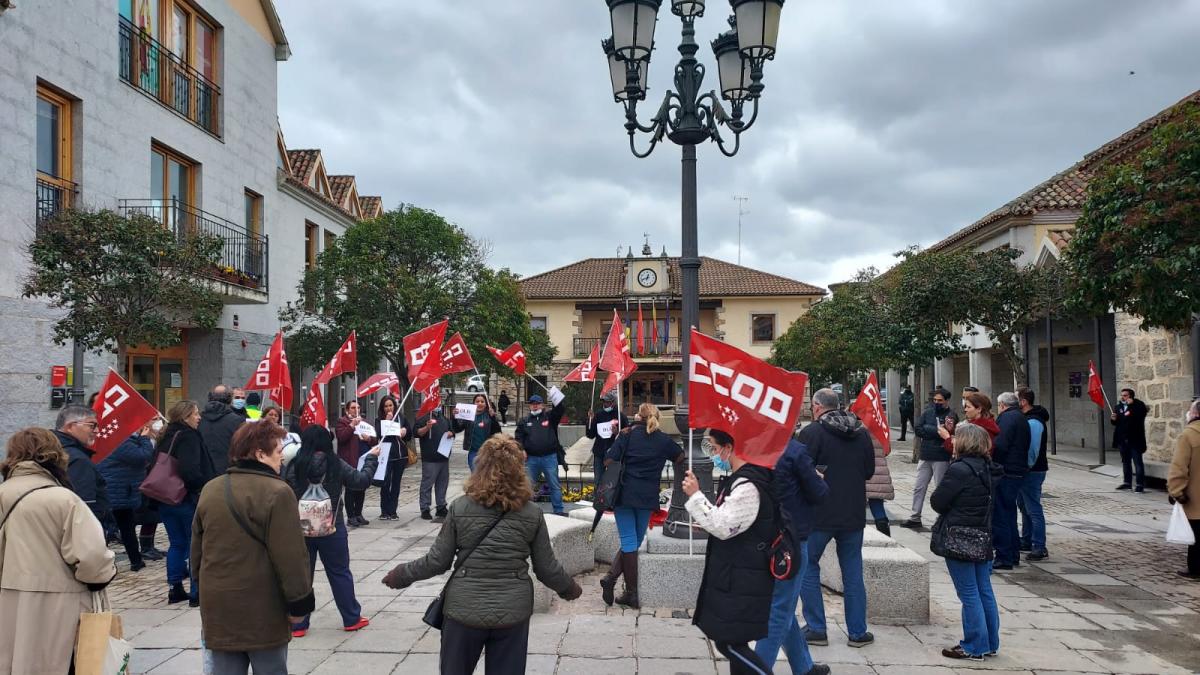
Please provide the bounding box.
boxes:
[733,195,750,264]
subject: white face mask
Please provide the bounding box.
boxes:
[150,420,164,433]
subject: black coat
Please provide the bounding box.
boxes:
[773,439,829,542]
[586,407,630,459]
[198,401,244,474]
[606,425,683,510]
[1112,399,1149,453]
[515,403,565,457]
[994,407,1031,478]
[899,390,915,415]
[415,412,455,463]
[156,423,216,503]
[57,430,110,522]
[454,412,502,456]
[693,464,777,644]
[913,405,956,462]
[375,417,413,465]
[285,450,378,527]
[98,433,154,511]
[930,456,1001,533]
[1025,405,1050,472]
[796,411,875,532]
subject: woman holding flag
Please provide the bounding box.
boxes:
[375,395,411,521]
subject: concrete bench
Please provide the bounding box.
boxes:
[567,507,620,564]
[638,529,707,608]
[532,514,595,612]
[816,526,930,625]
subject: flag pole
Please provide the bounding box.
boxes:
[525,374,550,394]
[687,422,694,556]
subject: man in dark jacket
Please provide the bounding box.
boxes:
[586,390,629,490]
[497,390,511,425]
[756,439,830,674]
[1112,388,1149,492]
[992,392,1031,569]
[416,407,456,521]
[898,385,915,441]
[902,388,957,529]
[1017,388,1050,561]
[198,384,244,475]
[516,394,567,516]
[55,405,110,524]
[795,388,876,649]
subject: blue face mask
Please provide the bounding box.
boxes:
[712,452,731,473]
[232,399,246,410]
[603,406,614,413]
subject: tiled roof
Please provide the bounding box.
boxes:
[286,149,320,183]
[929,88,1200,253]
[1047,229,1073,252]
[520,257,825,300]
[359,196,383,218]
[328,175,355,207]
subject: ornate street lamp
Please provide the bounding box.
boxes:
[601,0,785,539]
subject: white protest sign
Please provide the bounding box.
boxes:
[437,433,454,458]
[548,386,565,406]
[597,419,617,439]
[374,442,391,480]
[355,421,377,438]
[379,419,405,439]
[454,403,476,421]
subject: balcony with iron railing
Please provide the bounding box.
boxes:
[119,199,268,298]
[36,176,78,232]
[573,336,683,360]
[118,16,220,137]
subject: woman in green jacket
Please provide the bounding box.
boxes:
[382,435,582,674]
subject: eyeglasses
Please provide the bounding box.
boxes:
[73,421,98,430]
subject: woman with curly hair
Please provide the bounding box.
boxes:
[382,434,582,674]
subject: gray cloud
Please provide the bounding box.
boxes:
[276,0,1200,289]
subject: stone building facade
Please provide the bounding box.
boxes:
[1113,313,1197,461]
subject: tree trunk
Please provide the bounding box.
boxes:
[999,334,1026,389]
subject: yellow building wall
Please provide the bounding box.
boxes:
[229,0,276,45]
[719,296,814,359]
[526,301,577,361]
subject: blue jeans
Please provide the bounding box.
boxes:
[801,529,867,638]
[159,500,197,598]
[526,454,563,513]
[613,507,652,553]
[467,450,478,473]
[754,546,814,674]
[945,558,1000,656]
[293,521,359,630]
[868,499,887,521]
[993,476,1023,566]
[1018,471,1047,553]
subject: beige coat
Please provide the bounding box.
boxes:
[865,439,895,501]
[1167,420,1200,520]
[0,462,117,675]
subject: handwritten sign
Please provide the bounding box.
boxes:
[454,403,476,421]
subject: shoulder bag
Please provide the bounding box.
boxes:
[423,510,506,630]
[594,425,628,512]
[139,432,186,506]
[930,462,993,562]
[0,485,56,531]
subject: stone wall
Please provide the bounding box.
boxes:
[1113,312,1196,462]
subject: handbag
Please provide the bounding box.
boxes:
[139,432,186,506]
[594,429,628,512]
[423,510,506,630]
[930,461,994,563]
[75,591,131,675]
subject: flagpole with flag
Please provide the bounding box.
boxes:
[1087,360,1113,414]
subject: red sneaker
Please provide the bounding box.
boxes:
[291,628,307,638]
[344,617,370,632]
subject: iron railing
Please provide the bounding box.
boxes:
[118,16,221,136]
[573,336,683,358]
[36,177,78,231]
[119,199,268,292]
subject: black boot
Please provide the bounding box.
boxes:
[615,552,639,609]
[600,552,624,606]
[875,518,891,537]
[140,535,164,561]
[167,583,188,604]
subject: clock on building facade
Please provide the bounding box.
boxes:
[638,268,657,287]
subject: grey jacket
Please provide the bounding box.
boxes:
[387,495,575,628]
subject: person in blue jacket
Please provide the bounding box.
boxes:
[98,421,157,572]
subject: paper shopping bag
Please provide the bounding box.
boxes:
[76,592,132,675]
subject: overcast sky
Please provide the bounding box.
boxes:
[275,1,1200,291]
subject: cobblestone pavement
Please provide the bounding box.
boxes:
[112,428,1200,674]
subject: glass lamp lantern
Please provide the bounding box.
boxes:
[731,0,785,60]
[671,0,705,17]
[607,0,662,62]
[603,37,649,101]
[711,30,752,102]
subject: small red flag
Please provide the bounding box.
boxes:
[849,371,891,457]
[486,342,527,376]
[1087,360,1108,411]
[600,370,622,397]
[299,384,326,430]
[314,331,357,386]
[687,329,808,468]
[600,310,637,380]
[416,375,441,418]
[564,344,600,383]
[246,332,292,410]
[404,320,449,385]
[356,372,401,398]
[440,332,476,375]
[637,300,645,355]
[90,369,160,463]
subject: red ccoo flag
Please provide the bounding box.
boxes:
[90,369,160,463]
[416,376,441,418]
[314,331,357,386]
[687,329,808,468]
[440,333,476,375]
[246,332,292,410]
[849,371,891,457]
[299,384,326,430]
[600,370,622,397]
[1087,360,1109,411]
[600,310,637,380]
[486,342,527,376]
[404,320,449,385]
[564,344,601,383]
[357,372,401,398]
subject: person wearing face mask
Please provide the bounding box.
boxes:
[682,429,778,674]
[1168,400,1200,579]
[199,384,246,475]
[230,387,250,419]
[586,390,630,491]
[416,405,457,521]
[1112,388,1149,492]
[515,393,567,516]
[454,393,502,473]
[902,387,958,530]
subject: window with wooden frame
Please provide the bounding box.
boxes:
[305,222,319,269]
[530,316,548,332]
[751,314,776,343]
[36,84,76,223]
[151,143,195,205]
[244,189,263,237]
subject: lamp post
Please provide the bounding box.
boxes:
[602,0,785,538]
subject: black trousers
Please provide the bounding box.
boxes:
[379,460,405,517]
[499,408,508,425]
[899,412,914,438]
[345,489,366,519]
[440,616,529,675]
[1189,520,1200,574]
[112,508,143,566]
[714,641,770,674]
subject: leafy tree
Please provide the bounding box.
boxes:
[875,247,965,370]
[280,206,554,399]
[1063,102,1200,331]
[23,209,224,365]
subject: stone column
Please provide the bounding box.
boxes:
[885,369,902,427]
[968,348,993,397]
[934,358,955,396]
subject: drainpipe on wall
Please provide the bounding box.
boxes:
[1046,315,1057,456]
[1192,319,1200,400]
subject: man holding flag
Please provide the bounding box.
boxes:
[586,390,629,491]
[1112,387,1149,492]
[516,393,567,516]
